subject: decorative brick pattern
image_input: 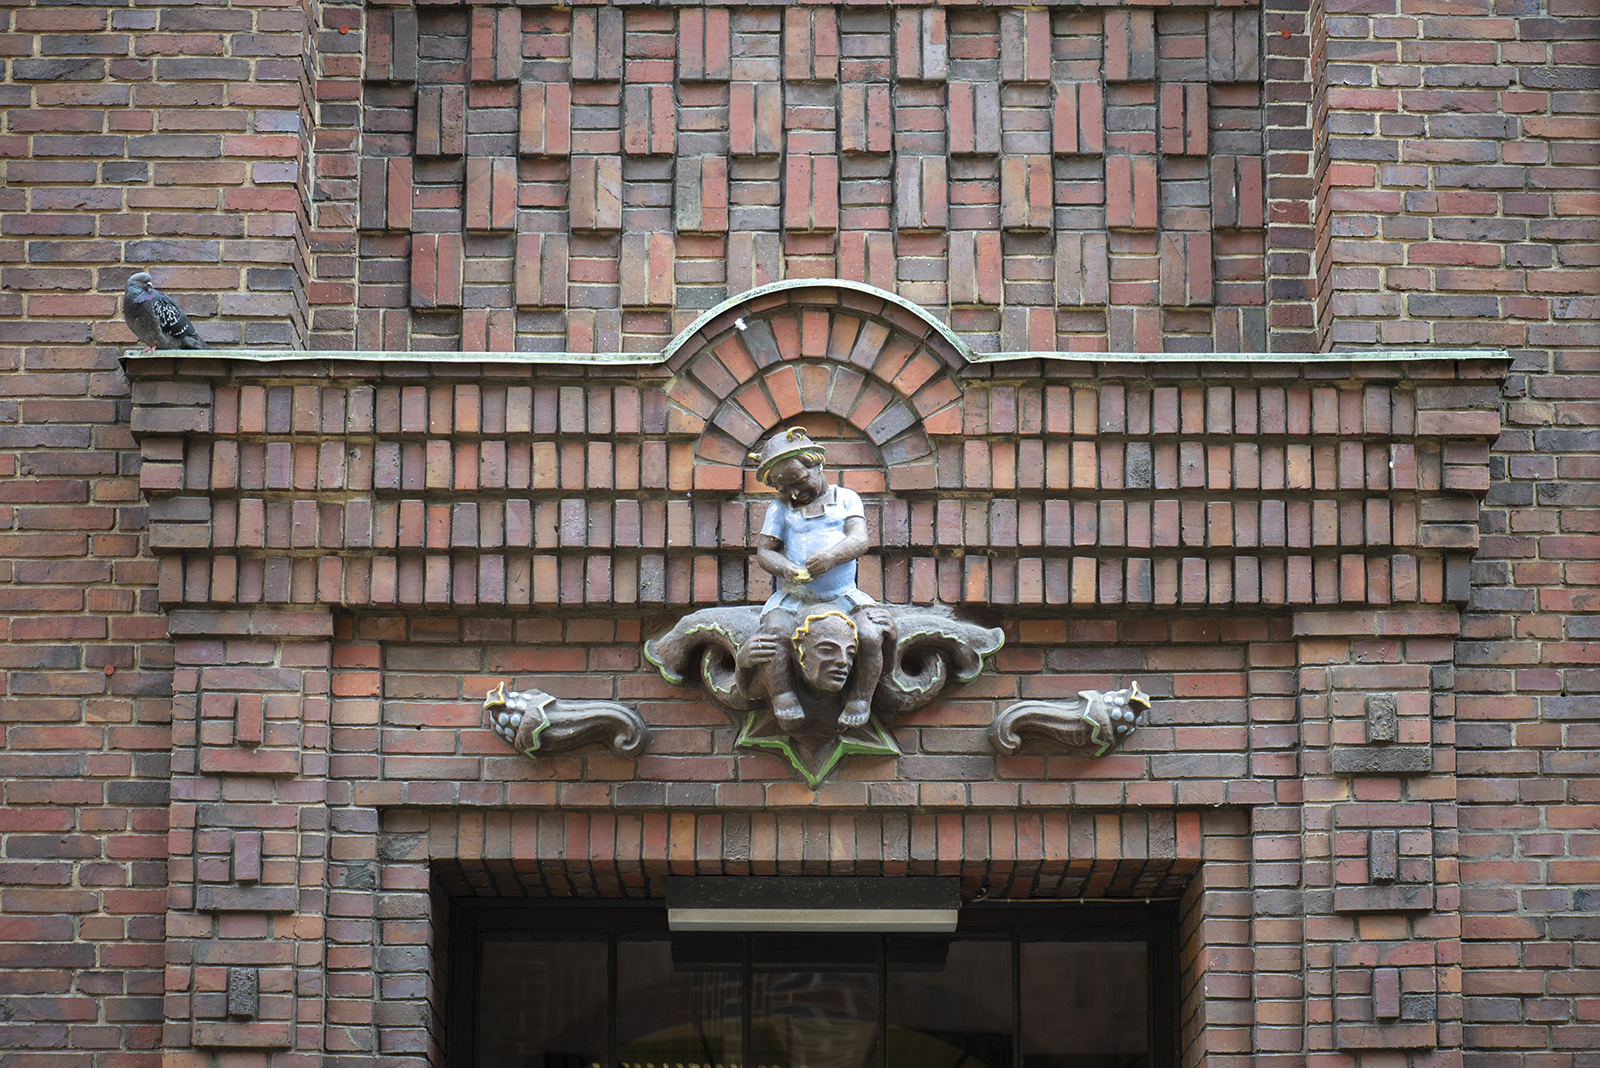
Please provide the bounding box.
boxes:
[363,5,1274,353]
[126,301,1504,614]
[3,4,1596,1068]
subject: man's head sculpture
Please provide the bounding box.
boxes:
[790,610,858,693]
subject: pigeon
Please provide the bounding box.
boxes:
[122,272,208,351]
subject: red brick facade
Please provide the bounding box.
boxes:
[1,2,1597,1068]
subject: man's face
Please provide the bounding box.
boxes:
[795,614,857,692]
[764,456,826,507]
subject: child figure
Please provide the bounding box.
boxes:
[740,429,893,730]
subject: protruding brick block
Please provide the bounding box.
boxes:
[1053,82,1104,155]
[784,8,838,83]
[784,154,839,232]
[620,232,675,307]
[411,232,463,309]
[572,8,623,82]
[1056,232,1110,306]
[728,231,781,295]
[470,7,520,84]
[1161,82,1208,156]
[949,231,1003,305]
[365,8,417,83]
[1160,232,1214,306]
[515,232,568,307]
[624,83,675,157]
[519,81,570,157]
[359,157,411,231]
[232,830,262,883]
[1209,10,1261,83]
[1001,155,1052,231]
[461,308,515,352]
[1104,10,1157,83]
[895,8,947,82]
[1106,155,1158,229]
[1001,305,1055,352]
[566,307,621,353]
[570,155,623,232]
[1373,966,1402,1021]
[679,8,731,82]
[1108,306,1160,351]
[465,157,516,232]
[949,81,1001,156]
[415,84,465,157]
[896,155,948,231]
[839,231,895,292]
[233,692,262,746]
[675,156,729,234]
[730,82,782,157]
[1000,9,1051,83]
[841,83,892,155]
[1213,305,1267,351]
[1212,155,1265,228]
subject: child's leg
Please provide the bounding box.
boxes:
[758,610,803,721]
[839,611,888,728]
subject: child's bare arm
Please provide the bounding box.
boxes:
[755,534,806,580]
[802,515,868,575]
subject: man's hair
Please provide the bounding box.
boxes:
[790,610,857,669]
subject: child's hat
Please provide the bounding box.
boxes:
[748,427,824,481]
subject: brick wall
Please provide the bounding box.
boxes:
[0,0,1597,1066]
[1309,0,1600,1060]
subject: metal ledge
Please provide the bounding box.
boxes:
[123,346,1511,368]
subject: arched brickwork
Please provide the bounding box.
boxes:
[662,282,969,494]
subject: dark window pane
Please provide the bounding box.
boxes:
[616,938,742,1068]
[752,971,880,1068]
[1020,942,1149,1068]
[886,939,1014,1068]
[477,939,608,1068]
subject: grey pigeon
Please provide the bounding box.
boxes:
[122,272,207,351]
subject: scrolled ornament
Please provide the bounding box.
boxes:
[989,682,1150,758]
[484,682,649,759]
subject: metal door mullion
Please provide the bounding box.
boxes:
[1012,932,1022,1068]
[742,936,753,1068]
[878,935,889,1068]
[607,933,618,1068]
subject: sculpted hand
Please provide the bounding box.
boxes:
[802,550,838,576]
[862,605,894,629]
[736,633,780,670]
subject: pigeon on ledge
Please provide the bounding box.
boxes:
[122,272,208,351]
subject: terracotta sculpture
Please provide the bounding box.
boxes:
[483,682,648,758]
[989,683,1149,758]
[742,429,896,730]
[645,429,1004,785]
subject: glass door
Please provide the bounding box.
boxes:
[453,901,1173,1068]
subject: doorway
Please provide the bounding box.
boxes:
[450,900,1176,1068]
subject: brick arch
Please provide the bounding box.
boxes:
[663,281,969,493]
